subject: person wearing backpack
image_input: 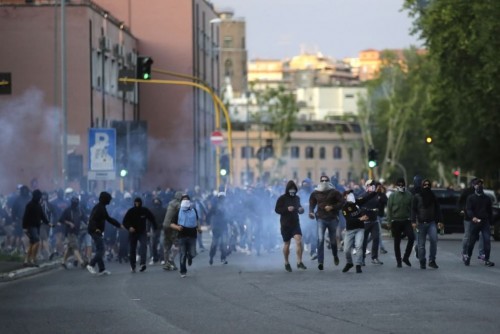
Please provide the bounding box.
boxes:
[170,194,201,278]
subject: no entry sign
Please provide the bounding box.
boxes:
[210,131,224,146]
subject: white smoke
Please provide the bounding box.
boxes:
[0,88,60,192]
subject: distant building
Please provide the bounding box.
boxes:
[215,9,248,99]
[229,121,364,186]
[248,59,286,91]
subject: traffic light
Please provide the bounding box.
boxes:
[219,154,230,176]
[368,149,378,168]
[453,169,460,177]
[136,56,153,80]
[425,136,433,144]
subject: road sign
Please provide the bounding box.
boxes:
[210,131,224,146]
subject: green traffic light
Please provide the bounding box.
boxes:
[143,73,150,80]
[368,161,377,168]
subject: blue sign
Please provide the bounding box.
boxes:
[88,128,116,172]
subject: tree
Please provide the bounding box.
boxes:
[404,0,500,182]
[357,48,438,183]
[250,86,299,181]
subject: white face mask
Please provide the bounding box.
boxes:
[180,200,191,210]
[288,190,296,197]
[396,186,405,192]
[346,193,355,203]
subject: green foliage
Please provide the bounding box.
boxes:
[404,0,500,182]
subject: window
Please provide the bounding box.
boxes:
[223,36,233,48]
[290,146,300,159]
[241,146,254,159]
[224,59,233,77]
[333,146,342,160]
[348,147,353,162]
[305,146,314,159]
[319,147,326,159]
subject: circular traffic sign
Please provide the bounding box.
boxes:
[210,131,224,146]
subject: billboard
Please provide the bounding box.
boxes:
[88,128,116,180]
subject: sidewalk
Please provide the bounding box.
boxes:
[0,259,60,282]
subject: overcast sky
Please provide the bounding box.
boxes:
[213,0,422,60]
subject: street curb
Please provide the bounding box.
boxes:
[0,261,60,283]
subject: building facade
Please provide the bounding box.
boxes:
[0,0,137,192]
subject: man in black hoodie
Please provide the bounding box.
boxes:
[22,189,50,267]
[275,180,307,272]
[411,179,443,269]
[86,191,123,275]
[464,179,494,267]
[458,178,484,262]
[123,197,157,272]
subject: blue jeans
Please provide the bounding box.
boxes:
[467,222,491,261]
[462,219,484,256]
[344,228,364,265]
[417,222,438,263]
[178,237,197,274]
[90,233,105,272]
[363,221,380,260]
[317,218,339,264]
[209,230,228,261]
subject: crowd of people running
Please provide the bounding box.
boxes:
[0,173,494,277]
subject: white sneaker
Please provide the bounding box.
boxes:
[160,260,165,265]
[149,258,155,266]
[86,265,96,275]
[98,270,111,276]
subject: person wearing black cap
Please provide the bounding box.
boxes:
[411,179,443,269]
[386,178,414,267]
[464,179,494,267]
[123,197,158,273]
[87,191,124,276]
[458,178,484,262]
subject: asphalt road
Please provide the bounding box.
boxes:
[1,235,499,334]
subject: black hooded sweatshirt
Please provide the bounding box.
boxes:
[88,192,121,234]
[22,189,49,229]
[275,180,304,230]
[123,198,157,234]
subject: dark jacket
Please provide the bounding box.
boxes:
[59,205,87,235]
[411,189,442,223]
[358,191,380,222]
[210,196,229,234]
[309,184,343,220]
[342,192,377,230]
[458,187,476,220]
[123,198,157,234]
[22,190,49,229]
[466,192,492,224]
[275,180,303,229]
[88,192,121,234]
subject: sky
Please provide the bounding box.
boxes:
[212,0,422,60]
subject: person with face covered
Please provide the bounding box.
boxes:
[123,197,157,273]
[309,175,344,270]
[458,178,484,263]
[86,191,123,276]
[275,180,307,272]
[464,179,494,267]
[22,189,51,267]
[298,178,316,260]
[411,179,443,269]
[170,194,201,278]
[341,189,376,273]
[148,197,165,265]
[59,197,88,269]
[386,178,414,268]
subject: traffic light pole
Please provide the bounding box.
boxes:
[118,77,233,190]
